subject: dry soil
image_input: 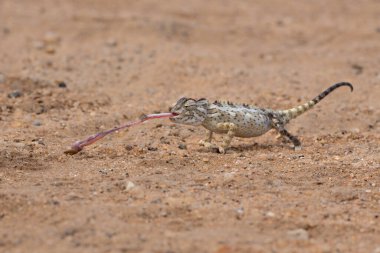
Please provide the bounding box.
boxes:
[0,0,379,252]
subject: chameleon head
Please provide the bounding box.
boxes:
[169,97,209,126]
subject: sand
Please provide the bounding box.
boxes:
[0,0,379,252]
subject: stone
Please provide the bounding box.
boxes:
[0,73,5,83]
[105,38,117,47]
[265,211,275,217]
[57,81,67,88]
[178,143,187,150]
[43,31,61,44]
[235,207,244,220]
[45,47,56,54]
[33,40,45,50]
[32,120,42,126]
[125,181,135,191]
[287,228,309,240]
[8,90,22,98]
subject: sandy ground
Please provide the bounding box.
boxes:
[1,0,380,252]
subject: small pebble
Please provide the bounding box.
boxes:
[235,207,244,220]
[351,128,360,133]
[45,47,56,54]
[178,143,187,150]
[287,228,309,240]
[147,146,158,151]
[125,181,135,191]
[351,64,363,75]
[45,61,53,67]
[8,90,22,98]
[62,228,77,238]
[0,73,5,83]
[35,105,45,115]
[260,53,274,61]
[43,31,60,44]
[57,81,67,88]
[3,27,10,34]
[33,40,45,50]
[125,145,133,151]
[33,120,42,126]
[224,172,236,180]
[105,38,117,47]
[48,199,60,206]
[14,142,26,148]
[98,169,108,175]
[35,138,45,145]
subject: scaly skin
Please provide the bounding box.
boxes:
[169,82,353,153]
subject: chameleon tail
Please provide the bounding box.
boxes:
[279,82,353,121]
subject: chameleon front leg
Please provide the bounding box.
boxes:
[216,122,237,154]
[199,130,214,148]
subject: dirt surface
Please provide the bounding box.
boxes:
[1,0,380,252]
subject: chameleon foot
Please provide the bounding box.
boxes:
[217,146,226,154]
[216,122,237,154]
[199,139,218,150]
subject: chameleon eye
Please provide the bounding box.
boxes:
[184,100,196,107]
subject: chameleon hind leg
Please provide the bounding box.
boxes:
[269,115,301,150]
[277,127,302,151]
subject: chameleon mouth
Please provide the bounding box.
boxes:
[169,112,180,120]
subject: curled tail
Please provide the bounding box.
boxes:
[279,82,353,121]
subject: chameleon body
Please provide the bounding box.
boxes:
[169,82,353,153]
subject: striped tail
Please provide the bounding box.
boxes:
[279,82,353,121]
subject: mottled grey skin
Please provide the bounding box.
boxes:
[170,82,353,153]
[202,103,272,137]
